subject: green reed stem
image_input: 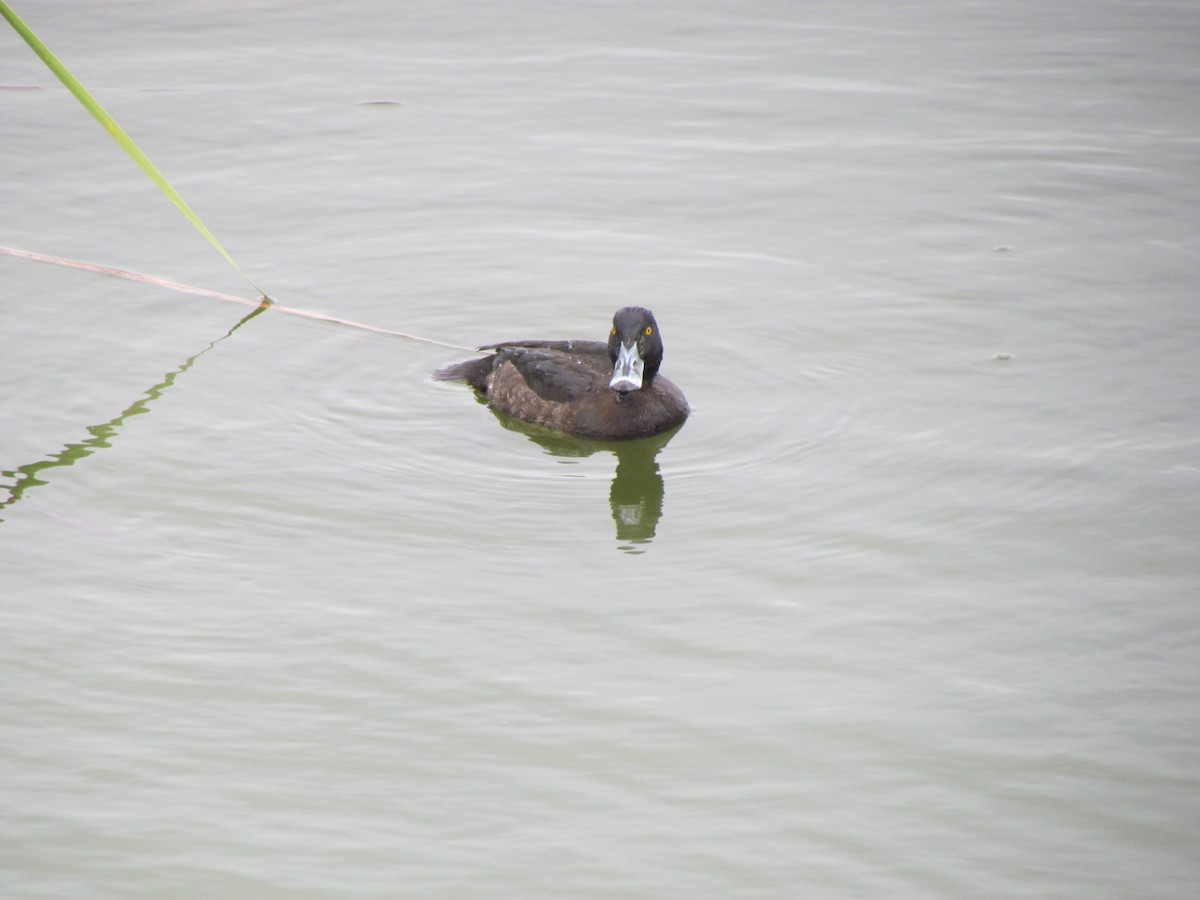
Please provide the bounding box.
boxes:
[1,0,269,300]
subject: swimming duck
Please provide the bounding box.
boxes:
[435,307,688,439]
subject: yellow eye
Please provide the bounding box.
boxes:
[644,326,653,336]
[611,327,616,335]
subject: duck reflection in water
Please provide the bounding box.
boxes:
[491,412,682,546]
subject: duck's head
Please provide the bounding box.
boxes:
[607,306,664,395]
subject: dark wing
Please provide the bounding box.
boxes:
[495,346,604,402]
[479,339,608,356]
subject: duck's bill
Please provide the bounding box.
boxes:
[609,341,644,392]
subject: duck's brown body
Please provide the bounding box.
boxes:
[435,309,688,440]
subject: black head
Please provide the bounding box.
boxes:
[607,306,665,394]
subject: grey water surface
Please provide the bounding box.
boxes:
[3,1,1199,897]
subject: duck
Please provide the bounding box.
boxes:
[435,307,688,440]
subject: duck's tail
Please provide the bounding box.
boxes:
[433,354,495,392]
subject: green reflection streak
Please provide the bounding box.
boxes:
[0,301,270,520]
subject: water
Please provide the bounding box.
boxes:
[3,1,1199,896]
